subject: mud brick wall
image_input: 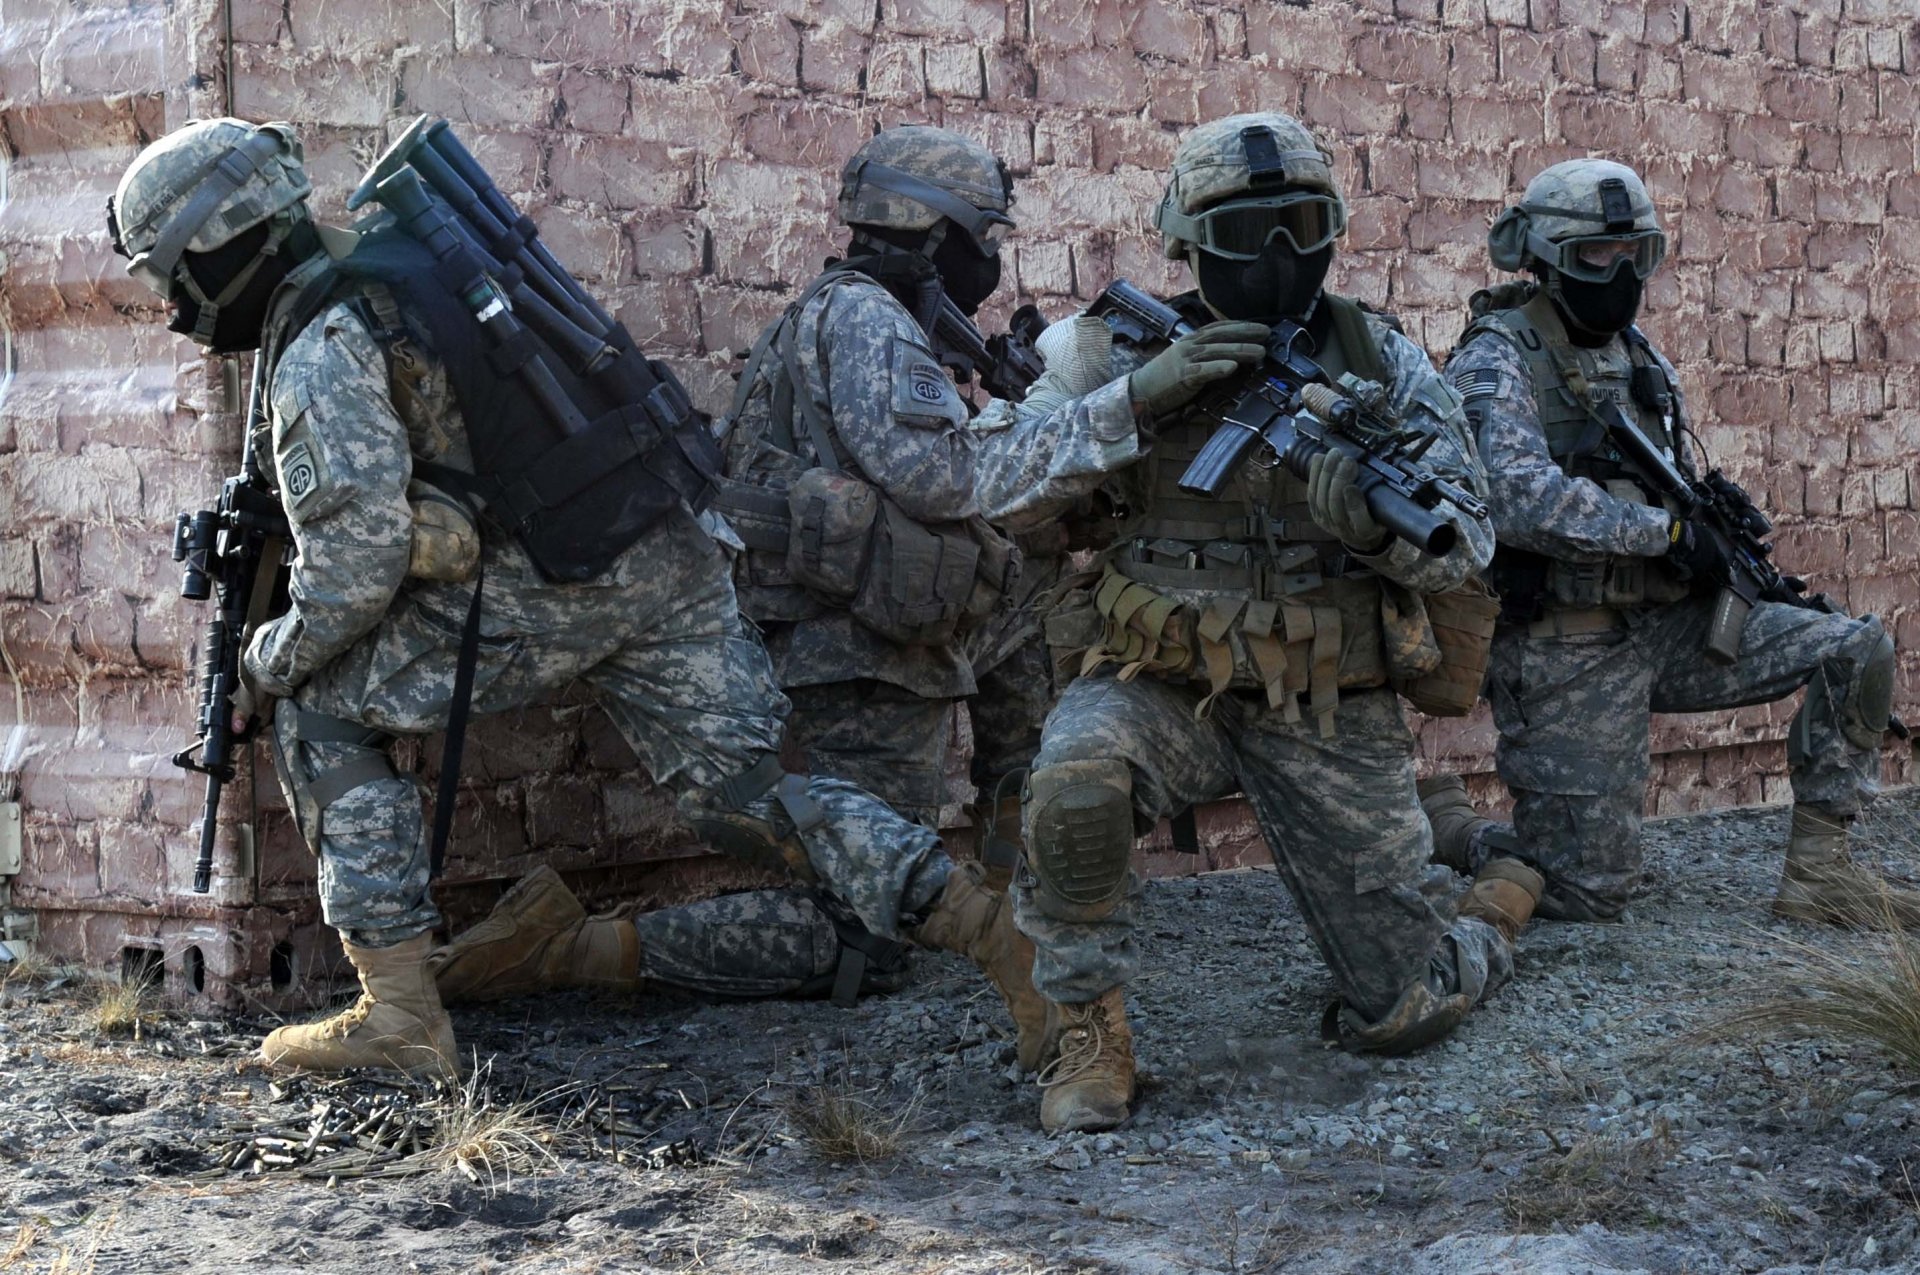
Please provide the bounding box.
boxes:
[3,0,1916,982]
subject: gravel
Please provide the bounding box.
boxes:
[2,792,1919,1272]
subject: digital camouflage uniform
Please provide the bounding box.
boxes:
[1444,159,1893,922]
[719,126,1034,828]
[256,284,949,949]
[976,116,1520,1089]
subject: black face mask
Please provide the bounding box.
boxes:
[166,224,288,353]
[929,226,1002,316]
[1192,243,1332,324]
[1552,267,1643,344]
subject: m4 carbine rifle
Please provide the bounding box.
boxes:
[171,370,291,893]
[1085,280,1485,557]
[1592,393,1904,725]
[932,297,1047,402]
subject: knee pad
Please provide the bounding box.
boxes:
[1023,758,1134,923]
[1323,977,1473,1056]
[1795,622,1895,760]
[269,704,394,849]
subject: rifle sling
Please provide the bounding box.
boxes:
[428,558,485,880]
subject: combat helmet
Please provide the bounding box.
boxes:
[1155,113,1346,261]
[1487,159,1666,283]
[108,118,311,340]
[838,125,1014,254]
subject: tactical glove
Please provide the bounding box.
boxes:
[1307,451,1390,554]
[1126,320,1270,417]
[1666,516,1736,584]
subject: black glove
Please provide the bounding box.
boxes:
[1666,516,1736,584]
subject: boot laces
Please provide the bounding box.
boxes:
[316,993,376,1040]
[1036,1002,1110,1091]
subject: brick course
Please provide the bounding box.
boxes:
[3,0,1915,990]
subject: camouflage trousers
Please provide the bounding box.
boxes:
[1478,596,1885,920]
[281,508,947,948]
[633,888,906,999]
[1015,673,1513,1028]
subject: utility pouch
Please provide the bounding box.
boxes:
[1393,577,1500,717]
[1043,584,1104,682]
[963,517,1020,628]
[786,467,879,601]
[849,498,980,646]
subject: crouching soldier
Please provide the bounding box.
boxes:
[111,118,1040,1076]
[1421,159,1912,927]
[974,114,1541,1133]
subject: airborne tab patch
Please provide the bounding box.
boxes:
[889,335,965,427]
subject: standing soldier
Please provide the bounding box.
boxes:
[109,118,1040,1075]
[1420,159,1914,926]
[975,114,1538,1133]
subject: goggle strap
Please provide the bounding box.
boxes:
[1520,199,1655,225]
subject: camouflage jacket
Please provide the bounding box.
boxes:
[1445,318,1679,565]
[242,250,690,700]
[723,271,988,699]
[976,295,1493,599]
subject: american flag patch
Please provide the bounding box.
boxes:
[1450,366,1501,401]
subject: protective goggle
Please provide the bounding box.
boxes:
[1161,191,1347,261]
[1530,228,1667,283]
[846,159,1015,255]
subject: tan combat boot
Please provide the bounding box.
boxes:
[910,860,1050,1072]
[1038,987,1136,1133]
[1418,774,1491,874]
[261,934,458,1078]
[1458,857,1545,944]
[426,866,640,1004]
[1773,806,1920,928]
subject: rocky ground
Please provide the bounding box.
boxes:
[5,794,1920,1274]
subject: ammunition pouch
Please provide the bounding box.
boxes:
[1390,578,1501,718]
[406,479,481,583]
[722,466,1015,648]
[1081,560,1389,736]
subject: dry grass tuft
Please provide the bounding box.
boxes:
[0,948,58,990]
[1501,1124,1674,1231]
[783,1073,921,1164]
[1705,885,1920,1074]
[90,971,157,1038]
[431,1059,559,1190]
[1,1224,44,1270]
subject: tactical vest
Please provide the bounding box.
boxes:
[713,264,1014,649]
[1463,289,1688,611]
[1075,292,1412,735]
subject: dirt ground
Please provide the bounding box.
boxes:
[5,793,1920,1274]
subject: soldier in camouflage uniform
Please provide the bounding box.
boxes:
[973,114,1543,1134]
[1420,159,1914,926]
[111,119,1043,1076]
[713,125,1027,830]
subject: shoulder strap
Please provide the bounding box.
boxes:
[1320,293,1388,384]
[723,267,863,469]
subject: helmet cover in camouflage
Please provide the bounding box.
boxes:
[1155,113,1342,259]
[109,118,310,294]
[837,125,1012,238]
[1488,158,1664,276]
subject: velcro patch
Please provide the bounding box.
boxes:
[1451,366,1503,402]
[283,441,322,509]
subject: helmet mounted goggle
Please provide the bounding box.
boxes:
[108,128,297,338]
[846,159,1015,255]
[1523,176,1667,282]
[1157,126,1346,260]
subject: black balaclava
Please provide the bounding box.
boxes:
[928,227,1001,316]
[1546,265,1644,347]
[166,223,298,354]
[1193,241,1333,325]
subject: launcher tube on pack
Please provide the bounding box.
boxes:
[369,165,591,436]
